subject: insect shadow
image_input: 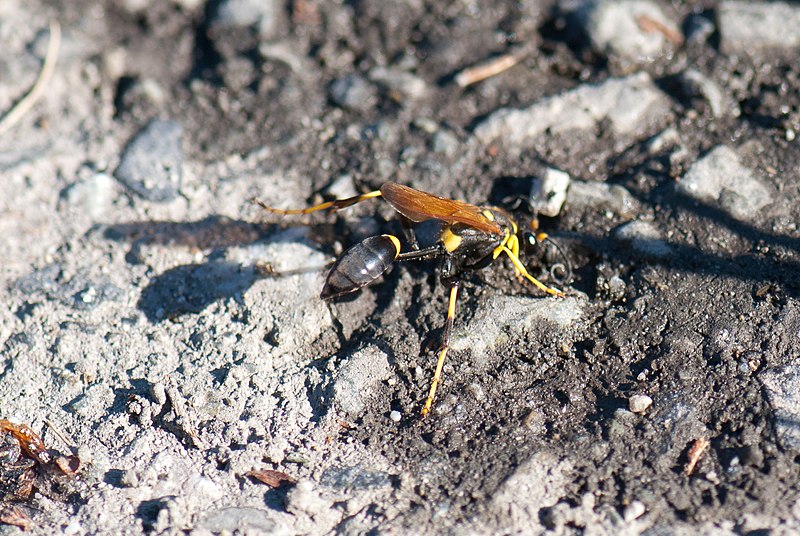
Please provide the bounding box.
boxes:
[136,261,257,322]
[102,216,290,322]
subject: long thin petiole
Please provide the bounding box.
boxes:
[396,244,444,262]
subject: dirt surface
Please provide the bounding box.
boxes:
[2,0,800,534]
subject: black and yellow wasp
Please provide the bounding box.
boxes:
[256,182,566,416]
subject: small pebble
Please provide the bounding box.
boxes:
[115,119,183,202]
[719,1,800,53]
[431,129,460,157]
[530,168,570,217]
[614,221,672,259]
[61,172,115,219]
[623,500,646,522]
[63,519,83,535]
[574,0,681,62]
[759,366,800,449]
[413,117,438,134]
[332,346,392,419]
[329,75,378,112]
[369,66,428,102]
[646,127,680,154]
[678,68,739,118]
[323,174,358,199]
[389,410,402,422]
[209,0,283,39]
[567,180,637,217]
[629,394,653,413]
[601,275,626,302]
[677,145,772,221]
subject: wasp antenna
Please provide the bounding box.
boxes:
[543,236,572,285]
[253,190,383,215]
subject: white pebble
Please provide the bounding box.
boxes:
[623,500,646,521]
[629,394,653,413]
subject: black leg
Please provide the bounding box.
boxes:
[399,216,420,251]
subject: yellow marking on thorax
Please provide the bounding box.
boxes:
[482,209,495,221]
[440,226,463,252]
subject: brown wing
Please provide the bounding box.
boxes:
[380,182,502,235]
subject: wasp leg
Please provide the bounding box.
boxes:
[506,233,522,279]
[491,232,523,279]
[396,243,445,262]
[498,245,565,297]
[253,189,383,215]
[399,215,420,251]
[421,280,460,417]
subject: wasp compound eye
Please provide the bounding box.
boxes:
[522,231,542,254]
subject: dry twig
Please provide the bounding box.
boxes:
[455,45,533,88]
[684,437,710,475]
[0,21,61,135]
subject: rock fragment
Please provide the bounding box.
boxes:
[329,74,378,112]
[614,221,672,259]
[567,180,637,218]
[474,73,671,146]
[573,0,681,61]
[369,66,429,102]
[115,119,183,202]
[209,0,284,39]
[623,500,646,522]
[678,69,739,118]
[319,465,392,490]
[450,296,585,363]
[61,172,116,219]
[759,366,800,450]
[676,145,772,220]
[629,394,653,413]
[530,168,571,217]
[719,1,800,54]
[199,507,281,534]
[484,452,571,533]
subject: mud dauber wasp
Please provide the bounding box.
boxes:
[255,182,568,416]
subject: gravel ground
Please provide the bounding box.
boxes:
[1,0,800,534]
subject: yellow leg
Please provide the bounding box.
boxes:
[497,245,565,297]
[506,234,521,277]
[508,233,520,260]
[492,231,512,260]
[421,283,460,417]
[253,190,383,215]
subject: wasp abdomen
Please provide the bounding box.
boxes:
[321,235,401,300]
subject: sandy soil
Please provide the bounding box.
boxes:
[1,0,800,534]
